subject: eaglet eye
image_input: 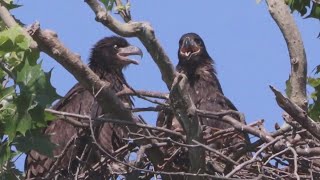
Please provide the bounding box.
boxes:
[113,44,119,50]
[194,38,202,45]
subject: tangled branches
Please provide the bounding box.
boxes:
[38,87,320,179]
[0,0,317,179]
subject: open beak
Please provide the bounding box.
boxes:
[117,45,143,65]
[179,37,200,60]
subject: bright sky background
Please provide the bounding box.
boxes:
[11,0,320,171]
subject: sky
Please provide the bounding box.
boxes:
[11,0,320,171]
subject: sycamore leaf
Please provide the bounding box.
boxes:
[308,77,320,87]
[0,142,10,167]
[308,76,320,121]
[6,58,59,137]
[15,34,29,50]
[287,0,310,16]
[0,86,14,103]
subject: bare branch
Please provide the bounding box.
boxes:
[45,108,185,140]
[266,0,307,110]
[196,109,274,143]
[116,88,168,100]
[226,136,282,178]
[288,147,300,180]
[85,0,176,88]
[192,140,238,166]
[270,86,320,141]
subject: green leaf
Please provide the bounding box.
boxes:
[306,3,320,19]
[13,130,56,157]
[0,20,6,31]
[14,58,42,87]
[3,58,59,138]
[44,111,57,122]
[0,86,14,103]
[315,65,320,74]
[15,34,29,50]
[23,49,39,66]
[100,0,109,7]
[0,34,9,47]
[100,0,115,11]
[308,77,320,87]
[0,141,11,167]
[307,75,320,121]
[285,77,292,97]
[1,0,22,10]
[287,0,310,16]
[4,26,21,44]
[32,69,61,108]
[13,92,33,136]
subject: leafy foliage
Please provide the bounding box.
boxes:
[99,0,130,12]
[308,67,320,121]
[286,0,320,19]
[100,0,116,11]
[0,25,59,178]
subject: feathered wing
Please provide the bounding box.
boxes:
[25,36,142,179]
[156,33,250,175]
[25,83,95,178]
[26,80,132,179]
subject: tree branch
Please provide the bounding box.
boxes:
[169,74,205,179]
[270,86,320,141]
[266,0,307,110]
[45,108,185,140]
[85,0,176,88]
[226,136,282,178]
[116,88,168,100]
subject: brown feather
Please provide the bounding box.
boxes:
[25,36,138,179]
[157,33,250,174]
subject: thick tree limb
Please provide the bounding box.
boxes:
[270,86,320,141]
[85,0,176,88]
[266,0,307,110]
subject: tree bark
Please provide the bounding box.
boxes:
[266,0,307,110]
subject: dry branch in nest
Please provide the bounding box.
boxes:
[1,0,319,179]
